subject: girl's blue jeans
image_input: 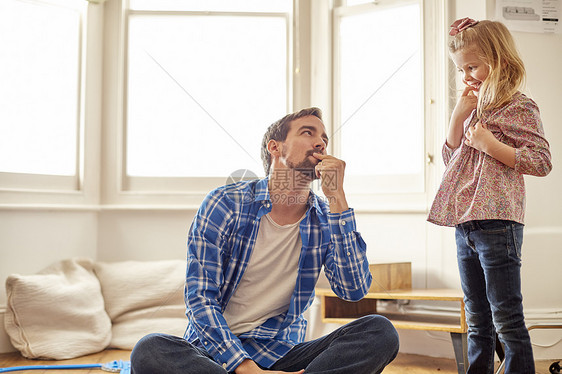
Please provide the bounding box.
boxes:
[130,314,399,374]
[456,220,534,374]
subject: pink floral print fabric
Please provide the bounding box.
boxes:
[428,92,552,227]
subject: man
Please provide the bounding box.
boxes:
[131,107,399,374]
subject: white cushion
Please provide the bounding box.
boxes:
[94,259,187,349]
[4,258,112,359]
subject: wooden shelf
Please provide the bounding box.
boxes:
[316,287,467,334]
[322,314,465,333]
[316,287,464,301]
[314,265,470,374]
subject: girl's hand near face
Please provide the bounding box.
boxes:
[454,85,478,120]
[447,86,478,149]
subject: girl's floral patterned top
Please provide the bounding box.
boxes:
[428,92,552,227]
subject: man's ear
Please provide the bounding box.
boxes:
[267,139,282,157]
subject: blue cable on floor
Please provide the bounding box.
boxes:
[0,359,130,373]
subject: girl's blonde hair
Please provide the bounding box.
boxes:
[449,20,526,118]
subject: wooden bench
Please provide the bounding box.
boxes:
[315,287,469,373]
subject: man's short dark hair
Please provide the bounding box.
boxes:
[260,107,323,175]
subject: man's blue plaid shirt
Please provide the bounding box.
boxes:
[184,178,372,372]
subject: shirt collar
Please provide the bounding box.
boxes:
[254,178,270,203]
[308,192,325,215]
[255,177,325,216]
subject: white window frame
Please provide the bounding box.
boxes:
[330,0,448,212]
[102,0,294,207]
[0,0,102,207]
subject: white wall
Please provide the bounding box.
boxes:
[96,210,193,262]
[1,0,561,360]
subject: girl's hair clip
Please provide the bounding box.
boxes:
[449,17,479,36]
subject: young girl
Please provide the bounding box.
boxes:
[428,18,552,373]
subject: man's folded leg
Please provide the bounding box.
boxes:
[131,333,227,374]
[270,315,399,374]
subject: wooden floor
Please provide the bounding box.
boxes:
[385,353,557,373]
[0,350,131,373]
[0,349,558,373]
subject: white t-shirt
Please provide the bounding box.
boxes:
[223,213,303,335]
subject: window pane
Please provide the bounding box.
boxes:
[129,0,291,13]
[126,14,287,177]
[0,0,80,176]
[338,4,422,177]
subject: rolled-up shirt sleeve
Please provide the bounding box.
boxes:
[505,101,552,177]
[442,142,457,166]
[323,208,371,301]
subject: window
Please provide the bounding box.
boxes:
[122,0,292,193]
[104,0,445,209]
[0,0,84,191]
[334,1,425,196]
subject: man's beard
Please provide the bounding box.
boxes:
[285,149,319,181]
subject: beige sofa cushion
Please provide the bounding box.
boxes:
[4,258,112,359]
[94,259,187,349]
